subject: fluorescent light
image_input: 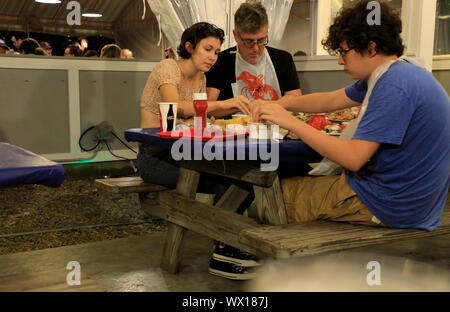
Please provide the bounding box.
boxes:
[82,12,103,18]
[35,0,62,3]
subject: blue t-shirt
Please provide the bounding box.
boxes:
[345,61,450,231]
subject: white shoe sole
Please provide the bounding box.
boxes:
[208,268,256,280]
[212,253,261,267]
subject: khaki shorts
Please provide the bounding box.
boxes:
[281,172,385,227]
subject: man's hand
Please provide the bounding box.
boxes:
[250,100,297,130]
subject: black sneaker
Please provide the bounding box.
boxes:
[212,243,261,267]
[208,258,256,280]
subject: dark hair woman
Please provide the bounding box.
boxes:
[177,22,225,59]
[140,22,248,129]
[137,22,250,190]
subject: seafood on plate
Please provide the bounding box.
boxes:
[326,106,360,122]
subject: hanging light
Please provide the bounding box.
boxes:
[35,0,62,4]
[82,10,103,18]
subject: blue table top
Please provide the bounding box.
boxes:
[0,143,65,188]
[124,128,323,164]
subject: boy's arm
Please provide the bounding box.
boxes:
[275,88,360,114]
[289,120,380,172]
[251,102,380,172]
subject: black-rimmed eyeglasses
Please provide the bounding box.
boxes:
[337,47,352,57]
[237,33,268,48]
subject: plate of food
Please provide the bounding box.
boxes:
[325,107,359,123]
[306,115,346,137]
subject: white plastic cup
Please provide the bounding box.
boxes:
[158,102,178,132]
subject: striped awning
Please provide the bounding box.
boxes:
[0,0,133,36]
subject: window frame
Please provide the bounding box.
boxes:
[294,0,443,71]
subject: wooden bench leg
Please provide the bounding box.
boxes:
[160,168,200,273]
[161,224,187,273]
[253,175,287,225]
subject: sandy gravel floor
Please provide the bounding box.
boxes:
[0,178,167,255]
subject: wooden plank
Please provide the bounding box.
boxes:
[95,176,167,194]
[175,168,200,198]
[253,175,287,225]
[178,160,277,187]
[145,190,264,257]
[161,168,200,273]
[161,224,187,274]
[214,185,250,212]
[239,209,450,259]
[0,269,104,292]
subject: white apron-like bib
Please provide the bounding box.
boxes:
[232,48,282,101]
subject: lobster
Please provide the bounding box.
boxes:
[237,71,279,100]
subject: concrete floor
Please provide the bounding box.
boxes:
[0,230,448,292]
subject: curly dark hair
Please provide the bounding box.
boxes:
[177,22,225,59]
[322,0,404,57]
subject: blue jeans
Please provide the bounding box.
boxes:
[137,143,254,208]
[137,144,311,212]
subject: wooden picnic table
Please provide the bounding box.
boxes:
[123,127,322,272]
[114,128,450,274]
[124,128,323,226]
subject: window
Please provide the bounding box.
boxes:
[279,0,403,57]
[278,0,313,56]
[434,0,450,55]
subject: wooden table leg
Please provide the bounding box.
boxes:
[215,185,250,213]
[253,174,287,225]
[160,168,200,273]
[161,224,187,273]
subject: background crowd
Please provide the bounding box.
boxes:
[0,33,134,59]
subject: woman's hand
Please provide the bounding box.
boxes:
[250,100,297,130]
[221,95,251,115]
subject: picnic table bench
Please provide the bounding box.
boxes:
[95,128,450,274]
[95,173,449,272]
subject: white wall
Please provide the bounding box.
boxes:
[0,55,156,163]
[278,4,312,56]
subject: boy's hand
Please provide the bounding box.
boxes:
[250,100,297,130]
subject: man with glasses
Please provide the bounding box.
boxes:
[206,1,301,104]
[205,1,303,281]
